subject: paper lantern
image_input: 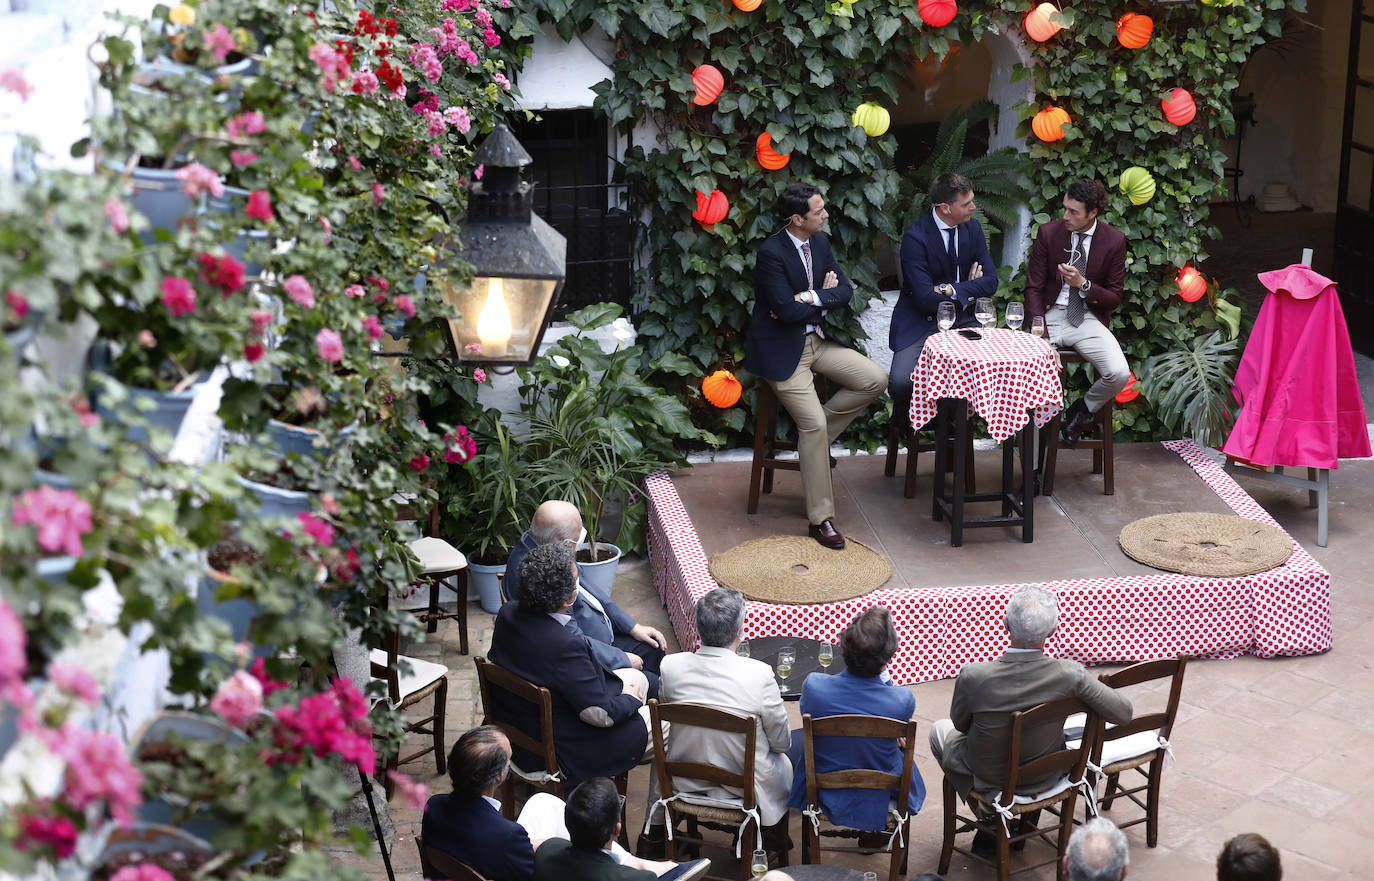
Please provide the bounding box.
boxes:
[1115,372,1140,404]
[1024,3,1062,42]
[693,189,729,228]
[851,102,890,137]
[732,0,762,11]
[1161,88,1197,126]
[918,0,957,27]
[1119,166,1156,205]
[702,369,742,408]
[755,133,791,171]
[1116,13,1153,49]
[1176,265,1207,302]
[691,64,724,106]
[1032,107,1070,143]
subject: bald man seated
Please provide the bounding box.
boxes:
[505,500,669,698]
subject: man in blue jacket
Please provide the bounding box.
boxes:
[888,172,998,441]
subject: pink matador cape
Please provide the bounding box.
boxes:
[1222,263,1371,470]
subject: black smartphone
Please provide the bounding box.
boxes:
[957,329,982,340]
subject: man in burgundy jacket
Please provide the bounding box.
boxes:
[1025,179,1131,446]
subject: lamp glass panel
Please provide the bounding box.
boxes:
[440,275,558,362]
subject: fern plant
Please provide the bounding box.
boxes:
[1138,331,1242,449]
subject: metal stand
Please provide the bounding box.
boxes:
[358,761,398,881]
[1222,459,1329,547]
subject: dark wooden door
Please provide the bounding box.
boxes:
[1336,0,1374,353]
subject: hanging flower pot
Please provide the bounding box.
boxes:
[1024,3,1063,42]
[1161,88,1197,126]
[202,187,272,278]
[1177,265,1208,302]
[755,133,791,171]
[851,102,890,137]
[1032,107,1070,142]
[1119,166,1156,205]
[1116,13,1153,49]
[918,0,957,27]
[693,189,729,228]
[702,369,743,407]
[89,341,207,449]
[692,64,724,106]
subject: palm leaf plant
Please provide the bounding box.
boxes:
[1138,331,1243,449]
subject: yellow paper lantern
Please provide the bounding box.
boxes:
[851,102,890,137]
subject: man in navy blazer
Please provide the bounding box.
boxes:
[488,542,650,786]
[744,181,886,550]
[888,172,998,440]
[1024,179,1130,446]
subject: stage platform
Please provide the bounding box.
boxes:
[645,440,1332,684]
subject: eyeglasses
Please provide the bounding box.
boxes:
[617,794,627,811]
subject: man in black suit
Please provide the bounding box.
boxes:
[744,181,886,549]
[888,172,998,441]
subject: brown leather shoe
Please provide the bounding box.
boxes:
[808,519,846,549]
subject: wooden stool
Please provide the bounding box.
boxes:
[747,376,827,514]
[1038,351,1115,496]
[884,416,977,499]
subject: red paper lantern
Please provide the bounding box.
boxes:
[1116,12,1153,49]
[1024,3,1062,42]
[1032,107,1070,142]
[1176,265,1207,302]
[733,0,762,11]
[1161,88,1197,126]
[918,0,957,27]
[1115,372,1140,404]
[702,369,743,408]
[693,189,729,228]
[755,133,791,171]
[691,64,724,106]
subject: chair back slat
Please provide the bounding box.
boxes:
[474,656,559,776]
[649,700,758,812]
[1092,656,1187,760]
[416,836,489,881]
[997,696,1096,808]
[803,714,919,815]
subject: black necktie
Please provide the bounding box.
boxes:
[945,228,958,281]
[1067,232,1089,327]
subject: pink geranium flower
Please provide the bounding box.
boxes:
[12,485,93,556]
[202,23,236,61]
[444,105,471,134]
[283,275,315,308]
[351,68,379,95]
[246,189,274,223]
[473,367,487,383]
[0,597,27,705]
[363,314,384,340]
[244,342,264,363]
[250,657,289,696]
[316,327,343,363]
[198,253,246,296]
[50,724,144,824]
[175,163,224,198]
[345,284,365,299]
[298,512,336,545]
[0,67,35,102]
[110,866,173,881]
[225,111,265,138]
[320,215,332,243]
[443,425,477,464]
[230,149,258,167]
[392,295,415,318]
[409,453,430,472]
[160,276,197,317]
[104,198,129,233]
[270,678,375,773]
[211,670,263,729]
[49,663,100,704]
[371,182,385,205]
[5,289,29,322]
[388,771,429,808]
[17,813,79,860]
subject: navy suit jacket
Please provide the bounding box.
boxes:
[422,793,533,881]
[1024,218,1127,326]
[744,229,855,382]
[488,602,648,785]
[890,213,998,352]
[505,532,638,672]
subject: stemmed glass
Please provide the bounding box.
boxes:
[974,297,995,329]
[1006,301,1025,331]
[751,849,769,878]
[776,647,795,692]
[1030,315,1047,338]
[818,642,833,669]
[937,300,956,334]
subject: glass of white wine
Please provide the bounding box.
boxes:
[736,639,750,659]
[818,642,833,669]
[937,300,956,334]
[751,848,769,878]
[1006,301,1025,331]
[974,297,995,329]
[1030,315,1047,338]
[776,647,795,692]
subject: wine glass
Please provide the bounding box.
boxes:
[1006,301,1025,331]
[974,297,995,329]
[776,647,795,692]
[736,639,750,659]
[751,848,769,878]
[1030,315,1047,338]
[937,300,956,334]
[818,642,833,669]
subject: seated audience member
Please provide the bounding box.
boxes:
[1217,833,1282,881]
[533,778,710,881]
[506,500,669,697]
[653,587,793,861]
[425,727,701,881]
[488,542,650,785]
[1064,818,1129,881]
[786,606,925,840]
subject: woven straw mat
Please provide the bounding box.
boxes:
[708,535,892,605]
[1117,512,1293,577]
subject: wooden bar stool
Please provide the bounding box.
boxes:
[884,414,978,499]
[1038,351,1115,496]
[747,377,827,514]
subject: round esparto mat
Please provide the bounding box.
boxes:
[709,535,893,605]
[1118,512,1293,577]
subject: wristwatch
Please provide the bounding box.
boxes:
[806,289,817,304]
[1080,279,1092,293]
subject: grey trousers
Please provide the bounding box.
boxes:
[1046,304,1131,414]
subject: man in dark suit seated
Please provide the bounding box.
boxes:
[505,499,669,697]
[488,541,652,786]
[534,778,710,881]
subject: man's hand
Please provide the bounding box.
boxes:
[1057,262,1085,287]
[821,270,838,290]
[968,262,984,280]
[626,652,644,671]
[621,678,642,699]
[630,623,669,652]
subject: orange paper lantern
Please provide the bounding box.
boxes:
[693,189,729,228]
[1176,265,1207,302]
[1161,88,1197,126]
[1116,12,1153,49]
[702,369,743,408]
[755,133,791,171]
[918,0,957,27]
[1032,106,1070,142]
[1024,3,1062,42]
[1115,372,1140,404]
[733,0,762,10]
[691,64,724,106]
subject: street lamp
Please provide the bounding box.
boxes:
[439,124,566,367]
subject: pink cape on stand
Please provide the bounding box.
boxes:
[1221,264,1371,470]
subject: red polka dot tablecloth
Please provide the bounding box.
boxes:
[909,327,1064,442]
[644,440,1332,684]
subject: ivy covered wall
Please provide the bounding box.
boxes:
[508,0,1302,443]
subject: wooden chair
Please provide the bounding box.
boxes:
[799,714,918,881]
[884,418,977,499]
[407,536,469,654]
[648,699,782,881]
[1038,351,1115,496]
[938,697,1098,881]
[747,377,827,515]
[416,835,489,881]
[370,619,448,795]
[1083,657,1188,847]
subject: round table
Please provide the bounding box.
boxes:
[765,865,873,880]
[737,635,846,701]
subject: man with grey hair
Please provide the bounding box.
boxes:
[505,500,670,697]
[648,588,793,863]
[929,586,1132,851]
[1064,818,1129,881]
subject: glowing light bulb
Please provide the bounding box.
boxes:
[476,278,512,357]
